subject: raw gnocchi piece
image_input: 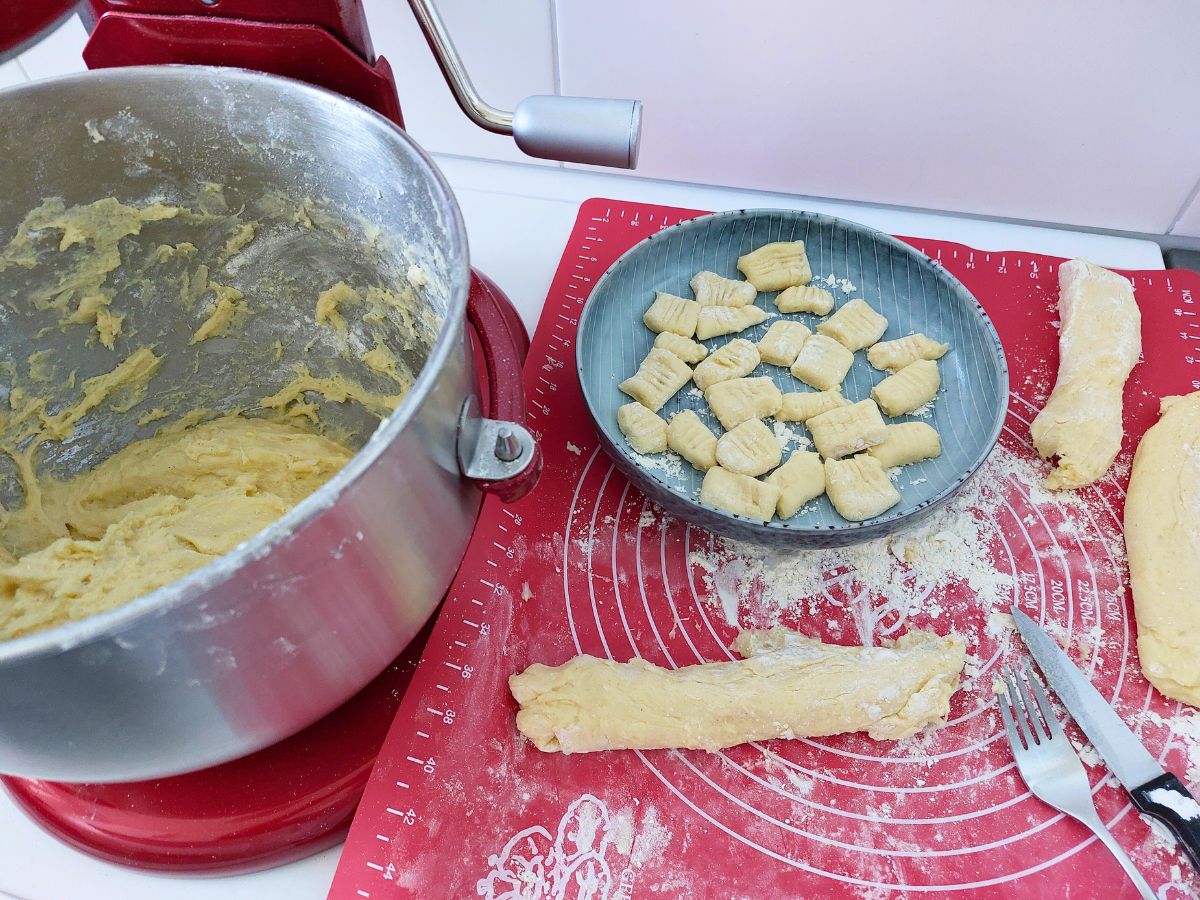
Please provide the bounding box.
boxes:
[715,419,782,477]
[807,399,888,460]
[825,456,901,522]
[868,422,942,468]
[705,377,783,430]
[789,334,854,392]
[695,305,770,340]
[737,241,812,291]
[817,299,889,351]
[654,331,708,364]
[872,359,940,416]
[778,389,850,423]
[867,333,949,373]
[617,403,667,454]
[700,467,781,521]
[667,410,718,471]
[619,348,693,411]
[757,320,811,367]
[776,284,834,315]
[690,271,757,307]
[692,338,760,391]
[643,292,700,337]
[765,450,825,518]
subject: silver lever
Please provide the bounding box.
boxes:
[406,0,643,169]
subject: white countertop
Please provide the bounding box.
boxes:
[0,158,1165,900]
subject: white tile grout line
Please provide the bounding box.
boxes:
[1167,171,1200,236]
[547,0,565,169]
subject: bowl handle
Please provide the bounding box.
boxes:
[459,270,543,502]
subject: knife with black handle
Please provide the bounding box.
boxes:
[1012,608,1200,869]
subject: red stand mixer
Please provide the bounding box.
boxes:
[0,0,642,875]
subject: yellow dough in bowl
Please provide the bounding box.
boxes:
[0,416,353,640]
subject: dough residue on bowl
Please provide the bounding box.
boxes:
[0,190,444,640]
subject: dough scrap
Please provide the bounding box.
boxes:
[825,455,901,521]
[692,338,759,391]
[643,292,699,337]
[695,305,770,341]
[872,359,940,416]
[807,399,888,460]
[778,389,849,423]
[790,333,854,392]
[619,348,693,412]
[700,466,779,520]
[868,333,949,373]
[654,332,708,364]
[868,422,942,468]
[705,377,783,430]
[509,627,966,753]
[1125,391,1200,707]
[757,320,811,367]
[715,419,781,477]
[690,271,756,307]
[818,298,888,352]
[737,241,812,291]
[1031,258,1141,490]
[667,410,717,471]
[776,285,834,315]
[765,450,825,518]
[617,403,667,454]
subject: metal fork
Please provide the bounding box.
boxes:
[997,664,1156,900]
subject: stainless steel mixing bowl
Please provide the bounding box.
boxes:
[0,66,537,782]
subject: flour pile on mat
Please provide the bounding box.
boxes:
[689,442,1121,635]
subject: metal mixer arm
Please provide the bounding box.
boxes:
[407,0,643,169]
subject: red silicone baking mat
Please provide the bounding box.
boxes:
[332,199,1200,899]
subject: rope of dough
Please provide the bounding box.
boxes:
[1125,391,1200,708]
[1030,258,1141,490]
[509,628,966,753]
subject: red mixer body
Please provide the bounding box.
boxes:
[0,1,536,876]
[80,0,405,124]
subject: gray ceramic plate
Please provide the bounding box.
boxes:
[576,209,1008,547]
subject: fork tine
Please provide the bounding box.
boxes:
[1023,662,1064,738]
[996,683,1024,751]
[1002,667,1037,747]
[1014,668,1050,743]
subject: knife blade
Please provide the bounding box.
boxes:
[1012,607,1200,869]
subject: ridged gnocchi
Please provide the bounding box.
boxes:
[700,466,780,520]
[715,419,782,477]
[695,305,770,340]
[692,338,760,391]
[705,377,783,430]
[757,320,811,367]
[817,299,888,351]
[737,241,812,291]
[765,450,825,518]
[776,284,834,315]
[644,292,699,337]
[807,399,888,460]
[778,389,850,423]
[654,331,708,364]
[690,271,757,307]
[872,359,940,416]
[825,456,901,521]
[667,410,718,471]
[619,347,693,411]
[789,333,854,391]
[867,333,949,372]
[617,403,667,454]
[868,422,942,468]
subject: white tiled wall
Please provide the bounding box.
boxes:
[10,4,1200,238]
